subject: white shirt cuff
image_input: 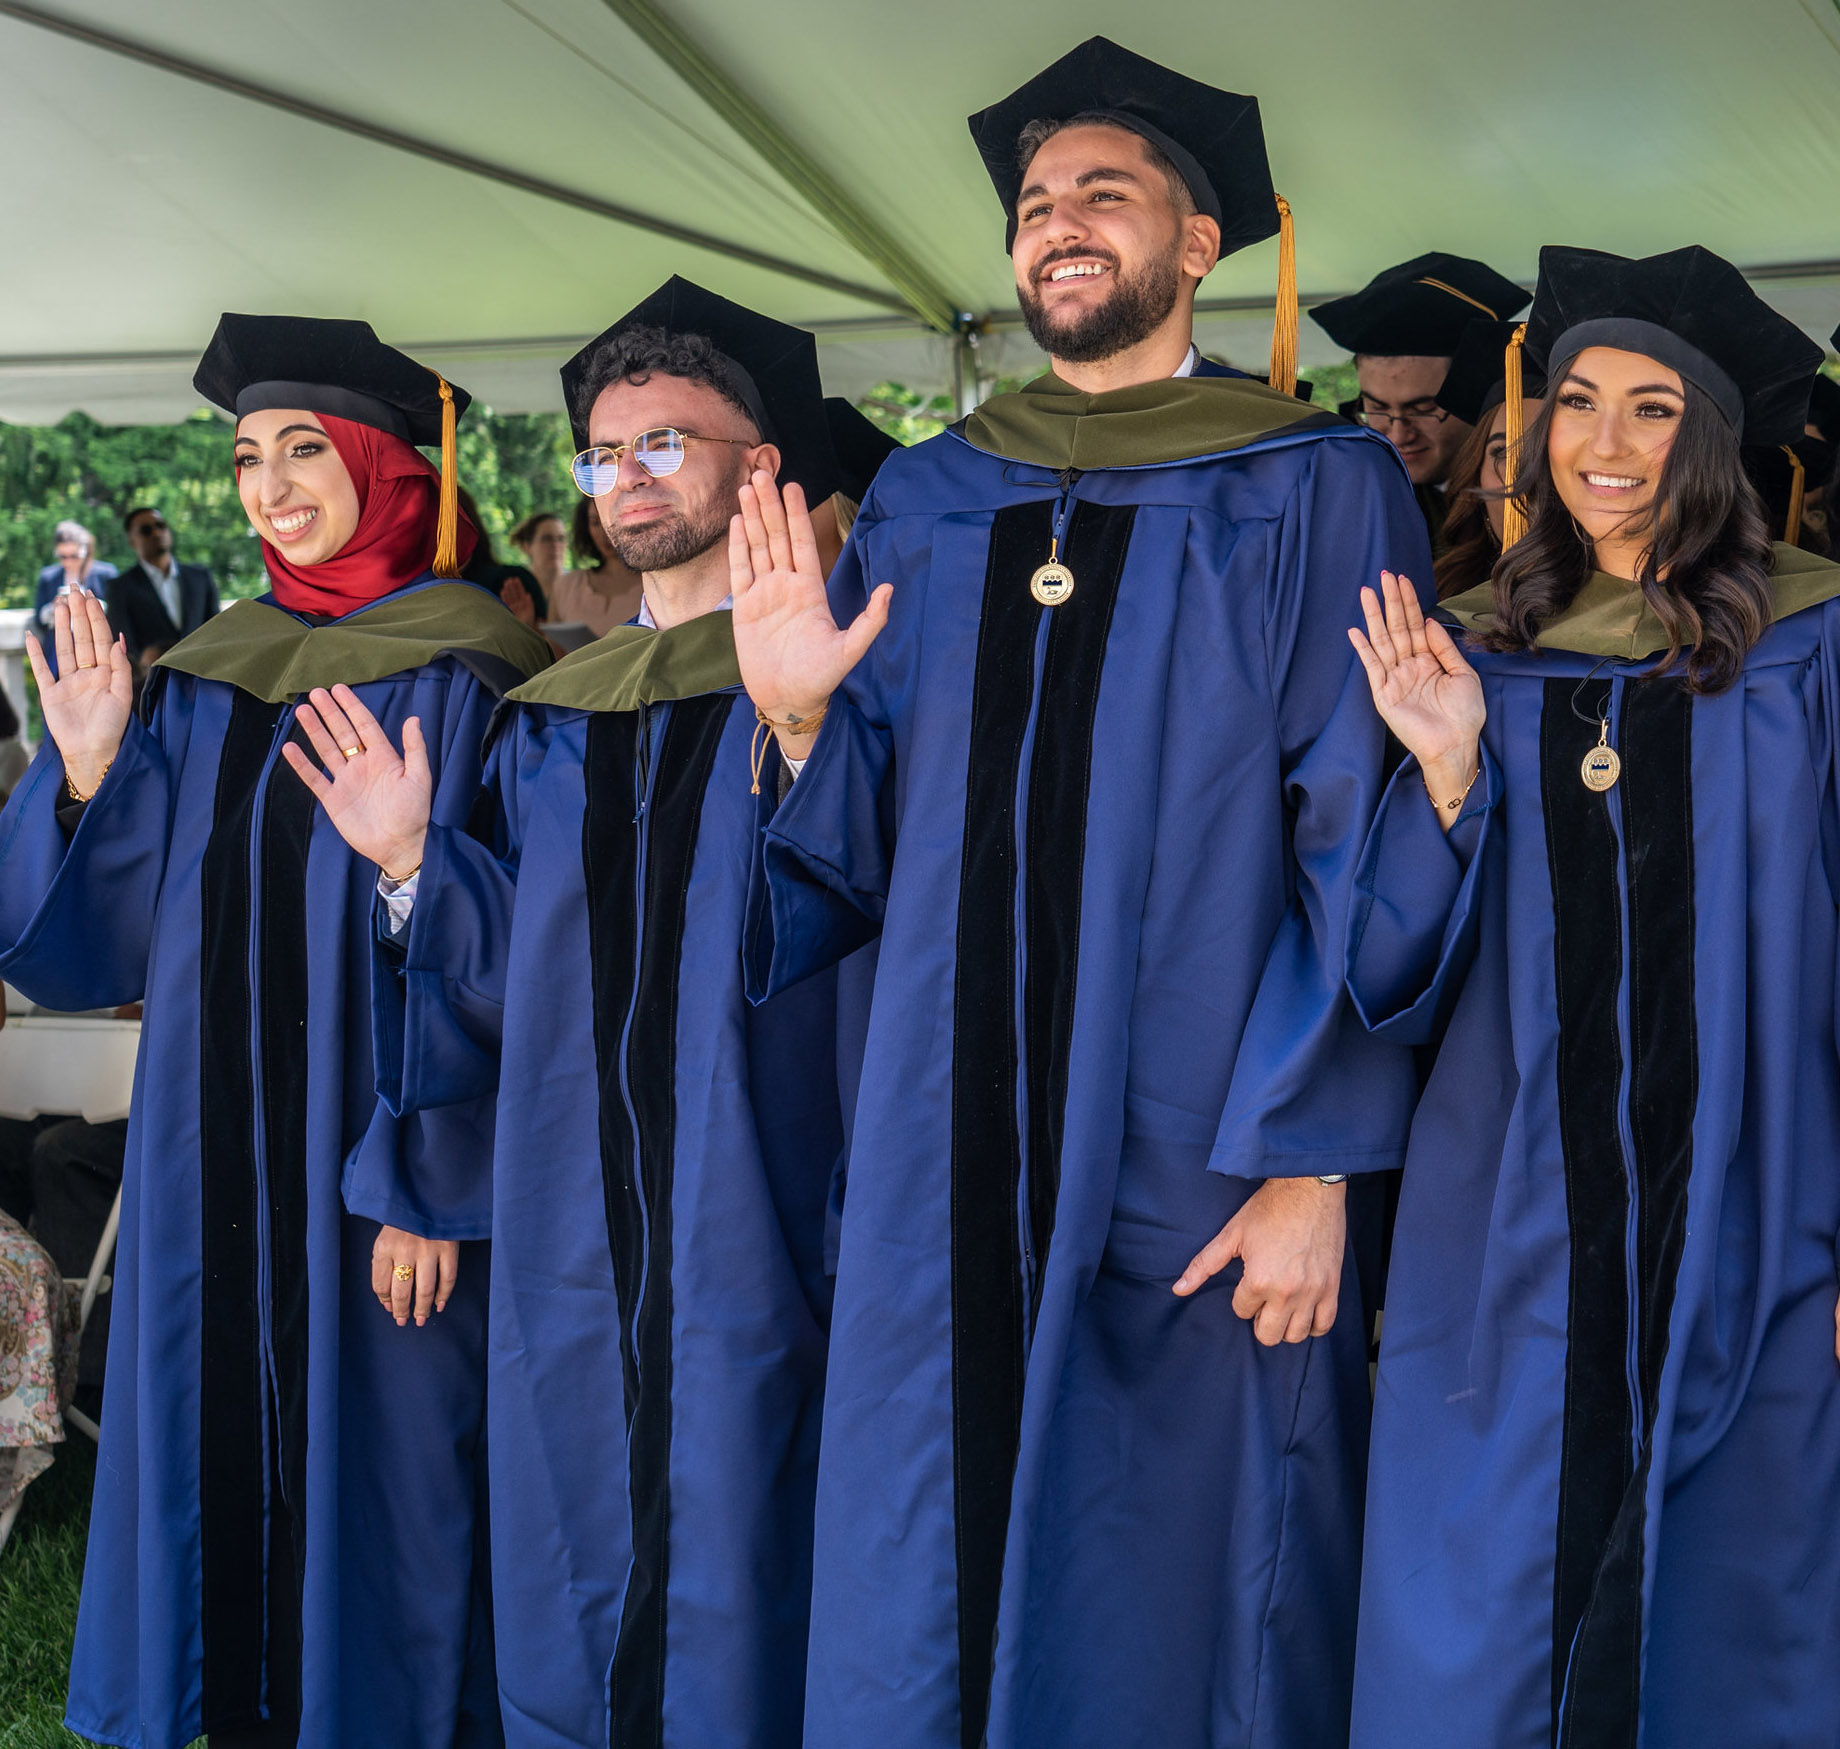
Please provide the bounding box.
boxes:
[378,868,419,935]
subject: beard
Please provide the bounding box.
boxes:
[1017,242,1184,364]
[604,484,735,574]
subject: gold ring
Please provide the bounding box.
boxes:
[341,745,362,760]
[77,660,96,671]
[392,1263,415,1280]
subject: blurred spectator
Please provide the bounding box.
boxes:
[35,520,117,633]
[549,496,643,636]
[458,486,548,628]
[109,505,221,671]
[511,510,570,604]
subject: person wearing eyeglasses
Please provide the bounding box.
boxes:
[294,277,881,1749]
[1312,253,1528,544]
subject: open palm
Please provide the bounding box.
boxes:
[1348,571,1485,774]
[282,684,431,878]
[729,469,890,725]
[25,590,134,796]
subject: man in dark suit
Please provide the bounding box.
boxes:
[109,505,219,671]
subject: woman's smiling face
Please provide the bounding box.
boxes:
[234,409,361,565]
[1546,346,1685,554]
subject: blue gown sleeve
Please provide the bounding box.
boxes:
[746,516,899,1001]
[0,710,174,1009]
[1209,434,1439,1178]
[370,718,531,1119]
[1344,745,1497,1043]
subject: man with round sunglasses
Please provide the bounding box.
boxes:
[293,276,886,1749]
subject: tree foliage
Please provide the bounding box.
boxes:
[0,406,578,607]
[0,365,1368,613]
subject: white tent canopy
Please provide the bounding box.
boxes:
[3,0,1839,426]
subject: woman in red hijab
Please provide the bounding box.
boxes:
[1,315,549,1749]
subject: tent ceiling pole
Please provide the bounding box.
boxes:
[597,0,967,335]
[0,0,909,313]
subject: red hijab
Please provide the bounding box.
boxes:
[255,413,478,618]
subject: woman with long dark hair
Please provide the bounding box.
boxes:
[1343,246,1840,1745]
[0,316,550,1748]
[1429,318,1544,599]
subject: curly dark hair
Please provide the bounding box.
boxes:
[1477,376,1774,695]
[1433,416,1500,601]
[568,325,760,443]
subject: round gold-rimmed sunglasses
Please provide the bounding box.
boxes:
[570,427,753,495]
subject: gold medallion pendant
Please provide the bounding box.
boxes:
[1581,722,1621,792]
[1030,531,1075,606]
[1030,560,1075,606]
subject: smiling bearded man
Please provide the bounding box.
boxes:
[292,279,878,1749]
[730,35,1435,1749]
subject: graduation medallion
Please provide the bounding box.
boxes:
[1580,720,1621,792]
[1030,536,1075,607]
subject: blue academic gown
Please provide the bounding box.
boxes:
[748,379,1433,1749]
[377,672,854,1749]
[0,578,524,1749]
[1346,600,1840,1746]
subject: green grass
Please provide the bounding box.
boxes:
[0,1438,203,1749]
[0,1438,95,1747]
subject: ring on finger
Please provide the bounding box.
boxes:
[340,744,363,760]
[393,1262,415,1280]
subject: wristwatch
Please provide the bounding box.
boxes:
[1316,1174,1348,1186]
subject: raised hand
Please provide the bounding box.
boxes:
[1348,571,1485,817]
[729,469,890,755]
[1172,1177,1347,1344]
[25,589,134,799]
[281,684,430,878]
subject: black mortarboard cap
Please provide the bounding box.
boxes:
[1310,254,1528,358]
[822,399,902,503]
[561,276,838,501]
[1436,318,1548,427]
[1524,245,1823,445]
[967,37,1278,256]
[193,313,469,445]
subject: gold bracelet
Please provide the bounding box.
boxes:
[381,861,422,885]
[1424,762,1481,814]
[64,759,112,805]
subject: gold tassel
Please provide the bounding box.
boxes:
[1501,323,1529,551]
[432,375,461,578]
[1782,444,1806,546]
[1268,194,1297,399]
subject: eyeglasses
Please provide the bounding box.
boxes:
[1358,401,1452,431]
[570,428,753,495]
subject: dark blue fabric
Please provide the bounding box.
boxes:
[750,419,1431,1747]
[1346,605,1840,1746]
[0,578,503,1749]
[381,684,858,1748]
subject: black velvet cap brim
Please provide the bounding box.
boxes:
[1436,318,1547,426]
[968,36,1277,257]
[194,313,468,445]
[561,276,839,502]
[1310,253,1528,357]
[1525,245,1824,447]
